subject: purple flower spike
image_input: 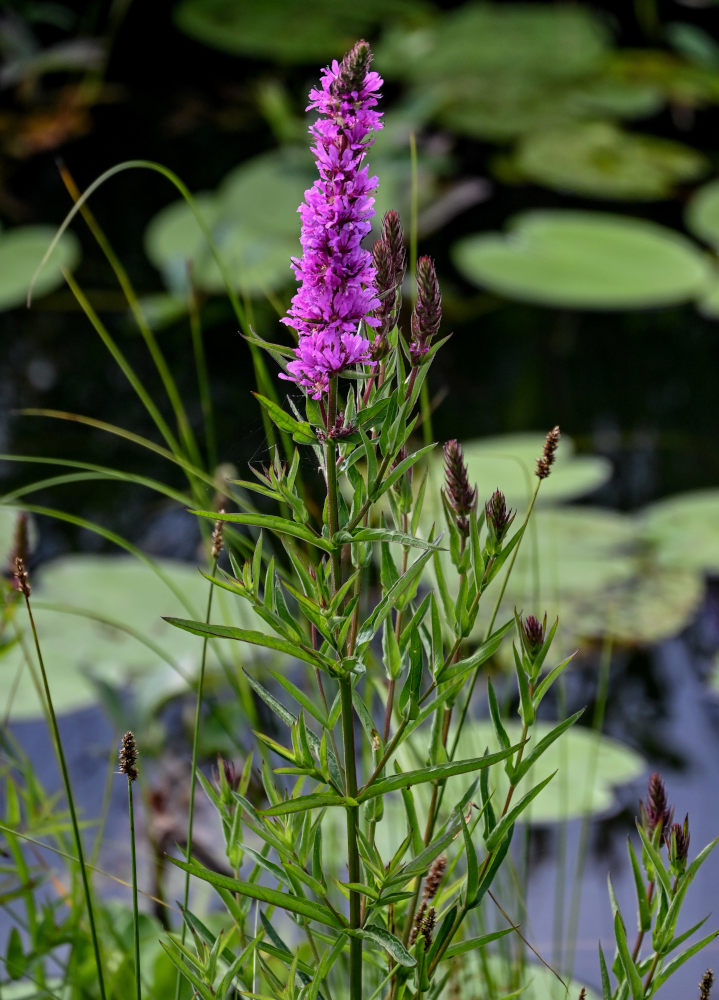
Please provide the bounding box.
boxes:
[281,41,383,398]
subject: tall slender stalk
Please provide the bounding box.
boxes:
[176,531,221,1000]
[325,376,361,1000]
[14,560,107,1000]
[119,732,141,1000]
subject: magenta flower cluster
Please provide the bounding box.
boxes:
[281,42,383,398]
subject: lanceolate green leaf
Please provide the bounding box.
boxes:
[259,792,349,817]
[358,744,523,802]
[355,925,416,967]
[169,856,345,928]
[165,618,335,671]
[192,509,334,552]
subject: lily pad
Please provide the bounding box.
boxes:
[452,211,711,310]
[610,49,719,107]
[2,553,273,720]
[379,4,610,84]
[515,122,706,200]
[426,433,612,519]
[0,225,80,312]
[685,178,719,250]
[455,721,644,824]
[174,0,429,62]
[640,490,719,575]
[440,75,663,143]
[501,507,704,644]
[144,150,313,297]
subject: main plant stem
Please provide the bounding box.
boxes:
[326,378,361,1000]
[341,676,362,1000]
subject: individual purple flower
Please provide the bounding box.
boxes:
[281,41,383,398]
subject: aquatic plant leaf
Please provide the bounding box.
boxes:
[144,151,313,297]
[685,178,719,250]
[640,489,719,574]
[502,507,703,644]
[0,226,80,312]
[610,49,719,108]
[515,122,706,200]
[2,554,273,720]
[378,4,610,84]
[440,75,662,143]
[174,0,429,62]
[424,433,612,519]
[455,721,644,824]
[453,211,711,310]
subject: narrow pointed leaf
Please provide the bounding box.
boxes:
[168,855,344,928]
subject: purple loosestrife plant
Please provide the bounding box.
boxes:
[281,40,383,399]
[158,39,719,1000]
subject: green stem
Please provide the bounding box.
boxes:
[20,588,107,1000]
[449,478,542,761]
[340,675,362,1000]
[326,377,342,592]
[128,778,142,1000]
[176,552,219,999]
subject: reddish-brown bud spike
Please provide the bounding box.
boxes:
[381,209,406,283]
[699,969,714,1000]
[411,256,441,346]
[423,855,446,901]
[485,489,516,544]
[211,510,226,560]
[642,772,673,837]
[442,440,477,535]
[119,731,139,782]
[331,39,372,98]
[522,613,546,656]
[421,906,436,949]
[409,900,427,945]
[13,556,31,597]
[536,425,561,480]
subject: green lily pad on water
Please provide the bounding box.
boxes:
[174,0,429,62]
[640,490,719,575]
[0,225,80,312]
[685,178,719,250]
[515,122,706,200]
[456,721,644,824]
[439,75,663,143]
[144,150,313,298]
[452,211,711,310]
[498,507,703,645]
[434,433,612,514]
[2,553,274,721]
[379,4,610,84]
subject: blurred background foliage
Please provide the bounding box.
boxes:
[3,0,719,655]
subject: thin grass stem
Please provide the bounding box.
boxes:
[17,572,107,1000]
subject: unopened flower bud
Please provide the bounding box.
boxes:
[331,39,372,99]
[640,772,673,839]
[666,814,690,875]
[381,209,406,283]
[485,489,515,551]
[12,556,30,598]
[536,425,561,480]
[522,614,546,657]
[211,511,225,560]
[119,731,139,782]
[423,855,446,901]
[442,439,477,536]
[699,969,714,1000]
[410,256,441,365]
